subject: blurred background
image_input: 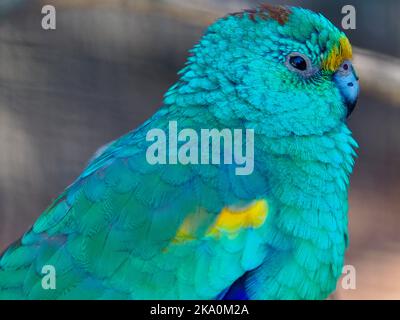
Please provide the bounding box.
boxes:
[0,0,399,299]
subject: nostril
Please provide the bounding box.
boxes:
[347,82,354,87]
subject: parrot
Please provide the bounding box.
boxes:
[0,4,359,300]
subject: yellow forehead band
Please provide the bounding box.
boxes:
[322,37,353,72]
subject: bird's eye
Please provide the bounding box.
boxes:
[289,56,307,71]
[285,52,316,77]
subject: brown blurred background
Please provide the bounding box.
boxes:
[0,0,399,299]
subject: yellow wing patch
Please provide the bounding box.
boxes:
[171,200,269,244]
[322,36,353,72]
[206,200,268,238]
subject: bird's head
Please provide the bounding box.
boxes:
[167,4,359,138]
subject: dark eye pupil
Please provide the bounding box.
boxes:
[343,63,349,70]
[289,56,307,71]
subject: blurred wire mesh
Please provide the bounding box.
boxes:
[0,0,399,299]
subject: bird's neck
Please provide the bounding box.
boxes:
[248,124,357,299]
[259,124,356,231]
